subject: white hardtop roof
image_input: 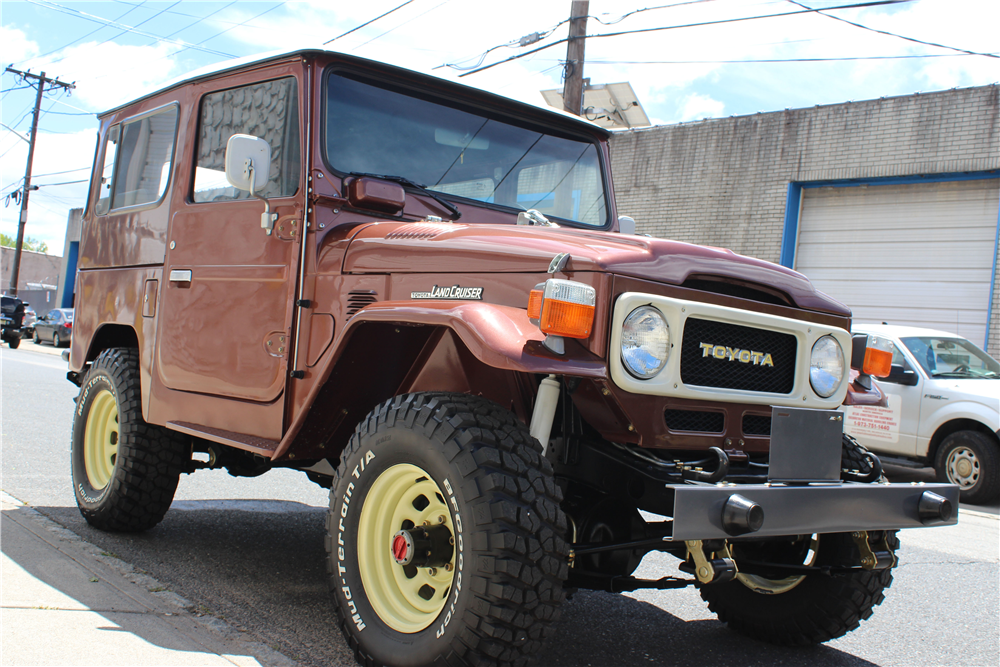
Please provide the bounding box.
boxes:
[99,46,608,136]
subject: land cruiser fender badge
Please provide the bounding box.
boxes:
[411,285,484,300]
[699,342,774,367]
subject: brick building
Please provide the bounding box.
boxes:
[610,84,1000,357]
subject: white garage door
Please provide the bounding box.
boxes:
[795,178,999,345]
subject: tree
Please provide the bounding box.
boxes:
[0,233,48,254]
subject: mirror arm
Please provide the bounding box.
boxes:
[246,159,277,235]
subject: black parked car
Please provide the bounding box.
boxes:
[34,308,73,347]
[1,295,25,349]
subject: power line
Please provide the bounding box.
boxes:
[154,1,239,41]
[84,1,184,53]
[583,53,988,65]
[325,0,416,44]
[786,0,999,59]
[168,2,284,55]
[457,0,917,77]
[24,0,237,58]
[12,1,148,66]
[354,0,451,50]
[439,0,721,71]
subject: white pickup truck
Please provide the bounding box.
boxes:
[847,324,1000,504]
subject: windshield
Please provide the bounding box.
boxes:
[901,336,999,378]
[325,72,608,227]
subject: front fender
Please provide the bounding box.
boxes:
[345,301,607,377]
[924,400,1000,440]
[276,301,606,460]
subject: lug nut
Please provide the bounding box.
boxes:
[428,568,437,576]
[438,515,446,524]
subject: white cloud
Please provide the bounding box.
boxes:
[676,93,725,122]
[20,41,181,111]
[0,25,38,63]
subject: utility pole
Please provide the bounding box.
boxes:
[4,67,75,297]
[562,0,589,116]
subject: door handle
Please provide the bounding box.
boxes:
[169,269,192,282]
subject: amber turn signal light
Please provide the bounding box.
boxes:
[863,336,894,378]
[540,300,595,339]
[527,289,543,320]
[526,279,596,340]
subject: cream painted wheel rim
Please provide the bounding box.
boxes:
[945,446,979,489]
[732,536,818,595]
[84,389,119,490]
[357,463,455,633]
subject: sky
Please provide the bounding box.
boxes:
[1,0,998,256]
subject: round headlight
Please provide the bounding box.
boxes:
[621,306,669,379]
[809,335,845,398]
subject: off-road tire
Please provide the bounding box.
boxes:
[71,348,188,531]
[326,392,569,667]
[934,430,1000,504]
[842,433,883,483]
[700,531,898,645]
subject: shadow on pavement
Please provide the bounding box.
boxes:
[32,501,880,667]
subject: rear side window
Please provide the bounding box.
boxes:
[110,106,179,210]
[193,77,300,202]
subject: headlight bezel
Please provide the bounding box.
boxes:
[620,305,670,380]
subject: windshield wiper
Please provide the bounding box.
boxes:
[348,172,462,221]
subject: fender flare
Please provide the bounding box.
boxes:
[277,301,607,458]
[342,301,607,376]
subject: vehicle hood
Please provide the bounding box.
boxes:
[925,377,1000,410]
[343,222,850,316]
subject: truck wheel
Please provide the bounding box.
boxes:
[700,531,897,645]
[934,430,1000,504]
[71,348,188,531]
[326,392,568,667]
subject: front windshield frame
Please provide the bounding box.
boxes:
[320,66,612,230]
[900,335,999,379]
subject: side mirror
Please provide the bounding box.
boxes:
[618,215,636,235]
[224,134,277,234]
[884,363,919,386]
[225,134,271,191]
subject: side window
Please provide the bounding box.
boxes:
[193,77,300,203]
[95,125,120,215]
[111,106,179,210]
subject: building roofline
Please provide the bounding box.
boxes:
[624,83,999,133]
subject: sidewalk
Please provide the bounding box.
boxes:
[0,492,296,667]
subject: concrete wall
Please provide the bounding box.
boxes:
[609,84,1000,356]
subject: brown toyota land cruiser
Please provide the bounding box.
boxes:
[68,49,958,667]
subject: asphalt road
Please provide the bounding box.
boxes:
[3,344,998,667]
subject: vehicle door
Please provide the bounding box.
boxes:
[868,343,924,457]
[38,309,60,342]
[155,70,303,412]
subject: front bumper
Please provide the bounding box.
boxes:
[669,481,958,541]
